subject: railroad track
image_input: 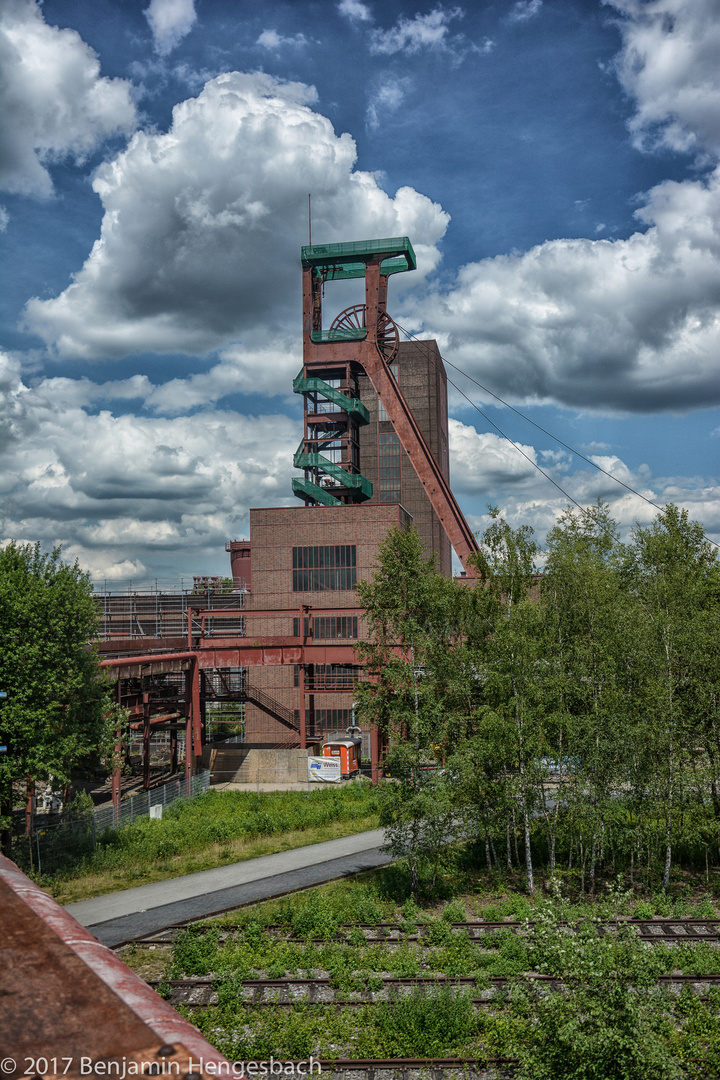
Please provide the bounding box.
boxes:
[126,918,720,947]
[151,972,720,1008]
[298,1058,518,1078]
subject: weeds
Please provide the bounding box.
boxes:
[357,987,480,1057]
[152,858,720,1074]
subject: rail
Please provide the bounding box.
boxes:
[151,971,720,1009]
[242,680,299,731]
[128,917,720,947]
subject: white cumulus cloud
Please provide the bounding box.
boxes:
[399,0,720,417]
[0,352,298,579]
[338,0,373,22]
[256,29,308,49]
[24,71,449,360]
[0,0,137,197]
[366,76,410,130]
[608,0,720,158]
[145,0,197,57]
[407,164,720,412]
[507,0,543,23]
[450,418,719,553]
[449,418,539,495]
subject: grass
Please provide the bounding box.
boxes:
[121,846,720,1076]
[45,784,380,904]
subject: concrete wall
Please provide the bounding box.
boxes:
[203,744,322,784]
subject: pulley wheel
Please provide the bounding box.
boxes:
[329,305,400,364]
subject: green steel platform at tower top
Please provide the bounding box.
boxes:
[300,236,416,280]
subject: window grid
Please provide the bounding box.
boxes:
[314,616,358,639]
[307,664,362,690]
[292,545,357,592]
[377,364,399,422]
[378,430,401,503]
[293,615,358,638]
[316,708,353,731]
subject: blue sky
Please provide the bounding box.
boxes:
[1,0,718,581]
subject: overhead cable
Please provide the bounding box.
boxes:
[393,321,719,550]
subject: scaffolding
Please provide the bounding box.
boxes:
[94,585,245,640]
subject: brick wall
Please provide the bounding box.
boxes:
[242,502,411,743]
[358,339,451,577]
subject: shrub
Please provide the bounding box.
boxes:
[169,926,220,976]
[290,894,339,939]
[442,898,466,922]
[515,906,680,1080]
[361,986,478,1057]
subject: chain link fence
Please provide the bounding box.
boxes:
[12,770,211,877]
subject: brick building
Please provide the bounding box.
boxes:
[239,503,412,743]
[358,338,451,578]
[234,334,451,745]
[96,238,478,791]
[224,237,470,757]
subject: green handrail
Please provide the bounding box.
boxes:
[293,373,370,425]
[293,448,373,501]
[291,477,341,506]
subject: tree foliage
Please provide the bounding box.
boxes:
[0,542,112,831]
[356,505,720,896]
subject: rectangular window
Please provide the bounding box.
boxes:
[313,615,358,639]
[308,664,361,690]
[292,545,357,592]
[316,708,352,731]
[292,617,311,637]
[378,430,401,502]
[377,364,399,422]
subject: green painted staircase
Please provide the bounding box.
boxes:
[292,372,370,425]
[293,443,373,501]
[291,477,341,505]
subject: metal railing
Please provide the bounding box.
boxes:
[94,586,244,641]
[243,680,299,730]
[13,771,211,877]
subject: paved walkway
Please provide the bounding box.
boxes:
[65,828,391,948]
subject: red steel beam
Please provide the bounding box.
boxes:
[189,605,364,617]
[0,855,230,1072]
[101,653,201,778]
[101,643,391,668]
[361,328,479,570]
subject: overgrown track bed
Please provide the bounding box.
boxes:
[150,973,720,1008]
[122,918,720,948]
[296,1058,518,1078]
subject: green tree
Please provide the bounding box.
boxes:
[626,505,720,885]
[464,509,544,892]
[355,526,468,895]
[470,504,538,610]
[355,525,469,752]
[0,543,112,847]
[541,502,638,890]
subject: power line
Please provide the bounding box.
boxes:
[394,321,720,550]
[394,329,584,509]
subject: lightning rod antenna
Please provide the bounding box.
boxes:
[308,194,312,246]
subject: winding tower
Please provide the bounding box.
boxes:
[292,238,414,506]
[292,236,479,573]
